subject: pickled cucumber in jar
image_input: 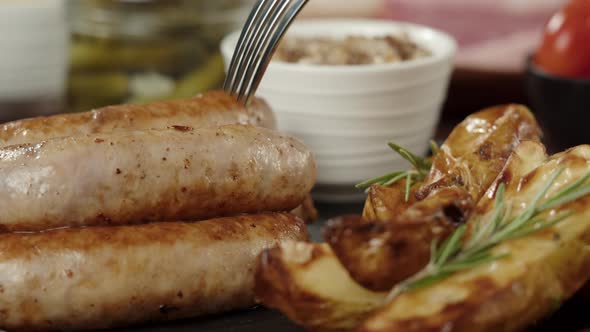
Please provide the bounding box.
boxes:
[67,0,251,112]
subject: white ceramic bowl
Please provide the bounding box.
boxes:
[315,158,410,185]
[222,19,456,202]
[297,131,429,156]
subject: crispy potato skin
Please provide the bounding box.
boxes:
[362,144,590,332]
[0,213,308,332]
[326,188,472,291]
[324,216,439,292]
[362,185,413,222]
[472,141,548,217]
[255,242,386,331]
[437,104,541,160]
[331,104,541,292]
[0,91,276,146]
[417,104,541,201]
[0,124,316,232]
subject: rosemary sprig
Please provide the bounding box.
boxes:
[355,141,434,201]
[429,139,440,156]
[386,168,590,301]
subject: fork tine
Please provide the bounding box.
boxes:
[226,0,277,95]
[228,0,276,96]
[235,0,291,102]
[232,0,286,98]
[229,0,279,97]
[223,0,265,92]
[239,0,309,104]
[224,0,308,104]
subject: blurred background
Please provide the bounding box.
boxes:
[0,0,565,129]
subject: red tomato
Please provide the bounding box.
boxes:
[535,0,590,78]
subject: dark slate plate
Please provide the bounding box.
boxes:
[111,203,590,332]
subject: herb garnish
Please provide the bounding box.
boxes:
[355,141,437,201]
[386,168,590,301]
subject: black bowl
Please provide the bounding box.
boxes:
[525,58,590,153]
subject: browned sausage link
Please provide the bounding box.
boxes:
[0,213,308,332]
[0,124,316,232]
[246,96,277,129]
[325,188,472,291]
[0,91,276,146]
[290,194,318,223]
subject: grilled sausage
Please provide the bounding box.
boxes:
[0,92,317,224]
[0,213,308,331]
[0,91,276,146]
[0,124,316,232]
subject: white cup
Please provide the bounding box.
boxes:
[222,19,457,202]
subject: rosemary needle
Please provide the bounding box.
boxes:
[356,141,433,201]
[387,169,590,301]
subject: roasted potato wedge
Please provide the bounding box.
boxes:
[416,104,541,200]
[438,104,540,158]
[362,144,590,332]
[362,185,410,222]
[473,140,548,216]
[363,104,540,223]
[331,105,542,291]
[255,241,386,331]
[326,188,472,291]
[324,216,446,292]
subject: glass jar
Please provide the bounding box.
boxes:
[67,0,252,112]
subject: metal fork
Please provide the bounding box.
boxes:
[223,0,309,105]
